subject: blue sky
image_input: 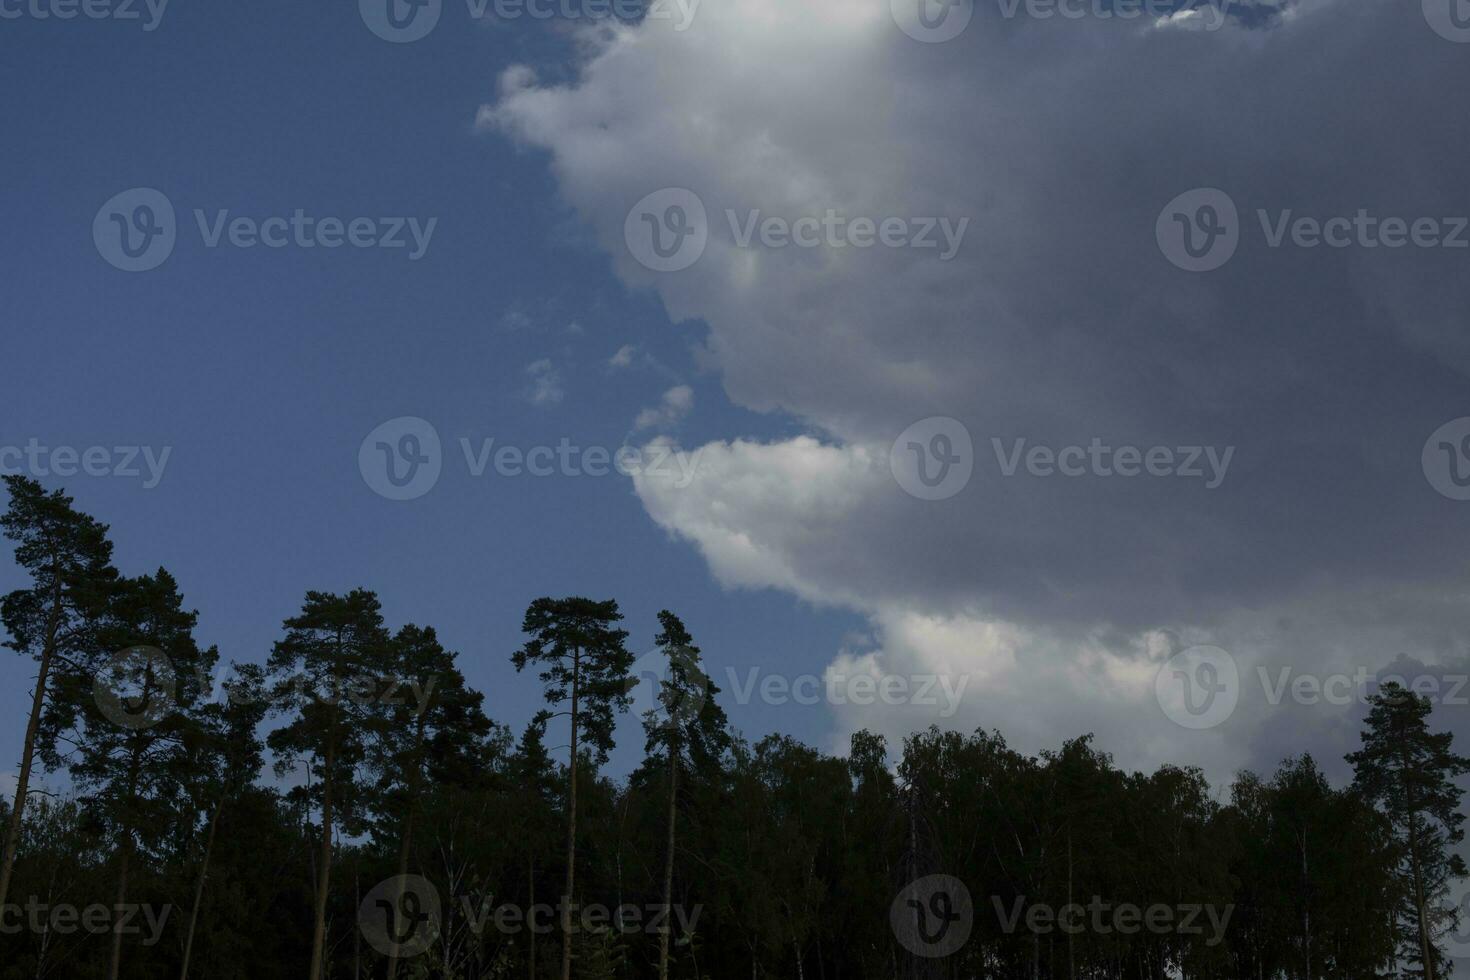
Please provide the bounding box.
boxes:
[5,0,1470,795]
[0,1,864,782]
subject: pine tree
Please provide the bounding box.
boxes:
[179,662,269,980]
[1347,682,1470,980]
[375,623,495,980]
[0,476,117,913]
[43,568,218,980]
[267,589,393,980]
[641,610,730,980]
[512,597,635,980]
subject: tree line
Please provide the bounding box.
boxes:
[0,473,1467,979]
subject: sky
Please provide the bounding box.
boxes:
[3,0,1470,801]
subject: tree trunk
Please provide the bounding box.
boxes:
[1300,828,1312,980]
[108,702,151,980]
[308,731,337,980]
[0,588,62,912]
[562,648,581,980]
[528,855,537,980]
[354,876,362,980]
[659,744,679,980]
[1067,832,1074,980]
[1398,733,1437,980]
[386,797,418,980]
[1408,810,1436,980]
[178,800,223,980]
[106,841,132,980]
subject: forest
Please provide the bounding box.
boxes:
[1,473,1467,980]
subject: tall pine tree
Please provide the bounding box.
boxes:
[512,596,635,980]
[0,476,117,913]
[1348,682,1470,980]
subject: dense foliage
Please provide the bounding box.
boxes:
[1,475,1465,980]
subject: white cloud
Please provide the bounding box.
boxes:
[524,359,565,407]
[489,0,1470,775]
[609,344,636,369]
[499,308,533,331]
[633,384,694,431]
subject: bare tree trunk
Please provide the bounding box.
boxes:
[386,800,418,980]
[108,705,153,980]
[1300,828,1312,980]
[529,856,537,980]
[1398,736,1437,980]
[179,800,223,980]
[1408,810,1436,980]
[562,648,581,980]
[106,841,132,980]
[354,876,361,980]
[1067,832,1074,980]
[308,733,337,980]
[659,746,679,980]
[0,591,61,912]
